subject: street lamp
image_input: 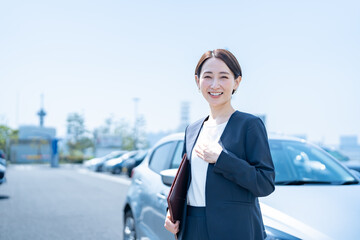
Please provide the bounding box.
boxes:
[133,98,140,150]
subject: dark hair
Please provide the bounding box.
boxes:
[195,49,242,80]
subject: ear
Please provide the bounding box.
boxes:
[234,76,242,91]
[195,75,200,88]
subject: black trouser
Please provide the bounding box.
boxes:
[183,206,210,240]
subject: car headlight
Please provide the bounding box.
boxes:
[0,164,5,171]
[265,226,301,240]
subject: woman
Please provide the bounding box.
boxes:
[164,49,275,240]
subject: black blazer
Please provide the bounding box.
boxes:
[178,110,275,240]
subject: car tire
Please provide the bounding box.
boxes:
[124,210,136,240]
[114,168,121,174]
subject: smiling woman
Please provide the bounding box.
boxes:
[164,49,275,240]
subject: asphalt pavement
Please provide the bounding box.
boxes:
[0,164,131,240]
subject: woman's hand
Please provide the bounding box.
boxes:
[164,210,180,234]
[195,142,223,164]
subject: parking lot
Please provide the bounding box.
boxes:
[0,164,130,240]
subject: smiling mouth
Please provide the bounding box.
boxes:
[209,92,223,96]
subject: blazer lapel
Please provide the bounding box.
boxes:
[218,110,239,148]
[186,116,208,161]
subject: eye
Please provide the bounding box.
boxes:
[203,76,211,79]
[221,76,229,79]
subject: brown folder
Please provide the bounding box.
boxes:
[167,153,190,226]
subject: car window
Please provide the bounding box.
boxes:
[170,141,184,169]
[149,142,176,174]
[270,140,355,183]
[105,151,125,160]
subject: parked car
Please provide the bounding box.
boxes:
[0,158,6,185]
[0,158,6,167]
[124,133,360,240]
[83,151,127,172]
[120,150,148,177]
[0,149,6,159]
[103,151,138,174]
[342,160,360,174]
[322,146,360,174]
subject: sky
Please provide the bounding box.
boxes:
[0,0,359,145]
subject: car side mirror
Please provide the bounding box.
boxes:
[160,169,177,187]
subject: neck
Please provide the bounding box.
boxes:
[208,104,235,124]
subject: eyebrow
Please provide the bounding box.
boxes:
[203,71,230,75]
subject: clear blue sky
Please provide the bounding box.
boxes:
[1,0,359,145]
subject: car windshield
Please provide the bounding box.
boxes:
[104,151,125,160]
[269,139,357,185]
[134,150,148,160]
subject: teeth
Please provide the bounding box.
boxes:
[209,92,222,96]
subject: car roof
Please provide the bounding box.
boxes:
[268,133,306,142]
[156,132,306,144]
[154,133,184,145]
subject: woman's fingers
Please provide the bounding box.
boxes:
[195,147,204,158]
[174,220,180,232]
[196,145,212,162]
[195,144,220,163]
[164,217,180,234]
[195,145,205,159]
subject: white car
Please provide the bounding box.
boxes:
[124,133,360,240]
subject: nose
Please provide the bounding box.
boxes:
[210,77,220,89]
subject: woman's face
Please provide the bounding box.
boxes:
[195,57,241,109]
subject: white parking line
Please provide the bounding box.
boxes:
[77,169,131,186]
[10,165,36,170]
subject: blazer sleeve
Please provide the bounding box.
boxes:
[213,117,275,197]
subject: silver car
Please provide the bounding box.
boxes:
[124,133,360,240]
[83,151,127,172]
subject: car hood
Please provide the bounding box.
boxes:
[84,158,103,166]
[105,158,123,166]
[260,184,360,240]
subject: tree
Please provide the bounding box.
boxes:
[114,119,134,151]
[133,115,149,150]
[94,115,149,151]
[67,113,86,143]
[0,125,18,158]
[66,113,94,159]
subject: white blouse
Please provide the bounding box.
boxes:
[187,120,228,207]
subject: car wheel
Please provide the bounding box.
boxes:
[124,210,136,240]
[114,168,121,174]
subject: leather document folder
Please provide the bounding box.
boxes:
[167,153,189,225]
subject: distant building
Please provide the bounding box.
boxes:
[340,136,358,147]
[146,130,174,148]
[94,134,122,157]
[10,125,56,163]
[339,135,360,161]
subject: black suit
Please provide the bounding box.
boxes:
[178,110,275,240]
